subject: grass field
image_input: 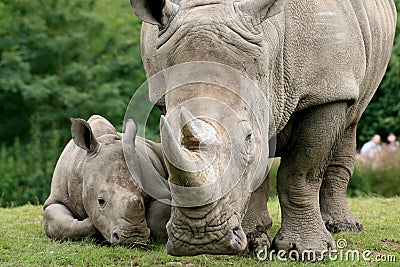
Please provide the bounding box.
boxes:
[0,197,399,266]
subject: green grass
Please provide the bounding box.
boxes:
[0,197,399,266]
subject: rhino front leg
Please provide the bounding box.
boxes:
[273,102,348,259]
[43,204,96,241]
[242,174,272,253]
[320,123,363,233]
[146,200,171,241]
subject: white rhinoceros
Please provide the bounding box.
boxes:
[43,115,170,245]
[130,0,396,257]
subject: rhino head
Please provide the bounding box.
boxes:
[71,118,150,246]
[131,0,282,255]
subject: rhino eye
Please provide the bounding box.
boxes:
[98,197,106,207]
[245,133,252,142]
[244,132,254,155]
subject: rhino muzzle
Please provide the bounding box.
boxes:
[110,227,150,246]
[166,207,247,256]
[161,107,250,255]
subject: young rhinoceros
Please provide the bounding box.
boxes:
[43,115,170,245]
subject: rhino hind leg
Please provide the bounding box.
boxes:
[242,176,272,253]
[43,204,96,241]
[272,102,349,260]
[320,124,363,233]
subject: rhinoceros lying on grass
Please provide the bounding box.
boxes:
[43,115,170,245]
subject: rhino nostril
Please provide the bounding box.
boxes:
[112,233,121,245]
[233,227,240,235]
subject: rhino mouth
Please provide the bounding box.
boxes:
[110,227,150,246]
[166,205,247,256]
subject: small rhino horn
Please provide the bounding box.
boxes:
[179,107,216,149]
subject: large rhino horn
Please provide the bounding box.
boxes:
[161,115,200,175]
[179,107,217,149]
[161,115,217,188]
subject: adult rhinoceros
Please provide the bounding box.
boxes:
[43,115,170,245]
[130,0,396,256]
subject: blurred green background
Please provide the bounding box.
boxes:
[1,0,400,207]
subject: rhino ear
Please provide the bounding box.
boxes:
[123,119,138,147]
[130,0,179,26]
[71,118,99,153]
[237,0,287,20]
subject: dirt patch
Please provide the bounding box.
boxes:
[381,238,400,248]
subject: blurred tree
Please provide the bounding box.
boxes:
[0,0,151,206]
[0,0,146,146]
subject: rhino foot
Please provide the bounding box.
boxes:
[324,216,364,233]
[245,225,271,254]
[272,225,335,261]
[320,186,364,233]
[321,207,363,233]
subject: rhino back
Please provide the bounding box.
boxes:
[140,0,395,136]
[346,0,396,123]
[279,0,395,128]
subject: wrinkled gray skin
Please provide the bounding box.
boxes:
[43,115,170,245]
[131,0,396,256]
